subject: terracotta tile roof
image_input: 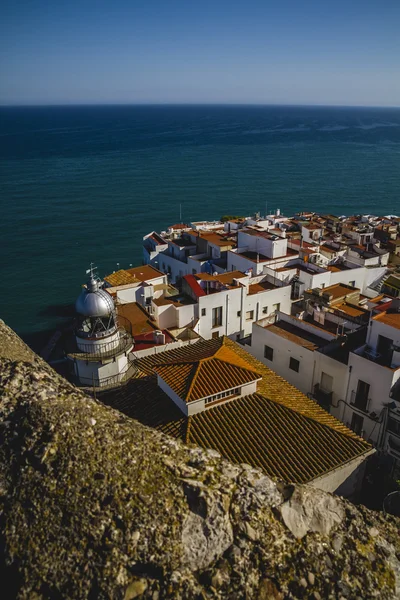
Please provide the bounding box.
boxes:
[184,274,206,298]
[373,311,400,330]
[334,303,367,318]
[117,303,156,336]
[248,281,277,294]
[168,223,190,230]
[104,270,140,287]
[216,271,247,285]
[100,337,372,485]
[126,265,165,282]
[187,393,370,483]
[153,346,261,402]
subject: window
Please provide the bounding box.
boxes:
[212,331,220,339]
[320,372,333,393]
[212,306,223,328]
[192,268,197,275]
[289,357,300,372]
[321,283,325,289]
[201,308,206,316]
[353,380,370,411]
[231,265,236,271]
[272,303,280,312]
[350,412,364,436]
[246,310,254,320]
[264,345,273,361]
[237,311,241,317]
[349,280,356,288]
[205,388,240,405]
[262,306,268,314]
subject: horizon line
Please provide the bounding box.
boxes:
[1,101,400,110]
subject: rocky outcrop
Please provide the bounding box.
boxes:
[0,321,399,599]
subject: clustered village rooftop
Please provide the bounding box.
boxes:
[59,209,400,498]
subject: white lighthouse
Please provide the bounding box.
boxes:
[68,270,134,389]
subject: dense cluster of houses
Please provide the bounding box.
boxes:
[66,209,400,498]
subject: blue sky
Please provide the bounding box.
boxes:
[1,0,399,106]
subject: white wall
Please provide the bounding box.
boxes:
[132,338,199,359]
[313,352,350,420]
[158,376,189,415]
[309,451,374,498]
[342,351,397,444]
[367,319,400,363]
[227,250,263,275]
[328,267,365,291]
[73,353,128,387]
[154,302,177,330]
[238,231,288,258]
[249,320,317,394]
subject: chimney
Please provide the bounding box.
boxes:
[153,330,166,345]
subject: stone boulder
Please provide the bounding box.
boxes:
[0,321,399,599]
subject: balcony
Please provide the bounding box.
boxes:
[74,361,138,392]
[350,389,371,413]
[313,383,333,410]
[68,315,134,362]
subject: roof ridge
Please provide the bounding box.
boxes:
[186,361,203,400]
[212,355,261,376]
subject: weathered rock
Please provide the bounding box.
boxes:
[279,486,345,539]
[0,321,399,599]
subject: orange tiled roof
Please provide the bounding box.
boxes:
[187,393,370,483]
[100,336,372,484]
[153,346,261,402]
[373,311,400,330]
[126,265,165,282]
[104,270,140,287]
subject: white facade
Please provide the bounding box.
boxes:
[237,230,288,259]
[194,281,292,340]
[249,313,335,394]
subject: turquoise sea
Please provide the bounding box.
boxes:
[1,104,400,349]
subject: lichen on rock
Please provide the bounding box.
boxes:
[0,321,399,599]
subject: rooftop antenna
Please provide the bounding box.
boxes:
[86,262,97,278]
[265,200,268,218]
[180,203,182,223]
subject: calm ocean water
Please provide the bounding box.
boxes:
[1,104,400,348]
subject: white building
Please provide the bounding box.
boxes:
[248,299,400,477]
[150,270,292,341]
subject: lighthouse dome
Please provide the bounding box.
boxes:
[75,276,115,318]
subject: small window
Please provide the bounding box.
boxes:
[232,265,236,271]
[246,310,254,320]
[192,268,196,275]
[264,345,273,361]
[201,308,206,316]
[262,306,268,314]
[321,283,325,289]
[272,303,280,312]
[289,357,300,372]
[350,280,356,287]
[212,331,219,339]
[237,311,241,317]
[212,306,223,328]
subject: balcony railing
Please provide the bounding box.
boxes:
[350,390,371,413]
[68,315,134,362]
[313,384,333,410]
[74,361,138,392]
